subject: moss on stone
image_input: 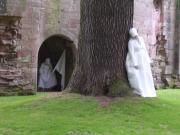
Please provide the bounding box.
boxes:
[19,0,27,11]
[47,0,61,34]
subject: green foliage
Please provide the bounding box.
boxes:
[0,90,180,135]
[0,87,35,96]
[108,80,132,97]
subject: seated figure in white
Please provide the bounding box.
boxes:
[126,28,157,97]
[38,58,57,90]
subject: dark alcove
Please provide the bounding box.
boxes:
[38,35,76,92]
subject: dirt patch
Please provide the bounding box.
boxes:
[40,92,62,99]
[96,96,115,107]
[41,89,79,100]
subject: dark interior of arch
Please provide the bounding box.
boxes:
[38,36,76,91]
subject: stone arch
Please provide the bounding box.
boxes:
[37,35,77,91]
[44,31,79,48]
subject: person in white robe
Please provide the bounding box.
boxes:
[38,58,57,90]
[126,28,157,97]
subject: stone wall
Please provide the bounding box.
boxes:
[4,0,80,89]
[174,0,180,74]
[163,0,176,73]
[0,0,178,90]
[171,0,180,87]
[133,0,164,87]
[134,0,179,88]
[0,0,35,94]
[162,0,177,87]
[0,16,23,90]
[134,0,161,59]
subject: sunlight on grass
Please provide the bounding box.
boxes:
[0,90,179,135]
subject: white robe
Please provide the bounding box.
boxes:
[126,37,157,97]
[53,50,66,90]
[38,61,57,89]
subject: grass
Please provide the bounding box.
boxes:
[0,90,179,135]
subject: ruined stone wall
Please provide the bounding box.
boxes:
[176,0,180,76]
[162,0,177,87]
[134,0,161,59]
[0,16,22,90]
[163,0,176,75]
[1,0,177,90]
[4,0,46,89]
[134,0,179,88]
[4,0,80,89]
[133,0,164,87]
[170,0,180,87]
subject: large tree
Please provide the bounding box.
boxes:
[69,0,134,96]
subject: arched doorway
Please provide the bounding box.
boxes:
[37,35,76,91]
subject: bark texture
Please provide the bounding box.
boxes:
[69,0,134,95]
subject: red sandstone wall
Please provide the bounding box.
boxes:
[6,0,161,87]
[4,0,176,88]
[6,0,80,87]
[133,0,162,59]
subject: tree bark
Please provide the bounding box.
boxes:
[69,0,134,95]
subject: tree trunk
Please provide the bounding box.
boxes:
[69,0,134,96]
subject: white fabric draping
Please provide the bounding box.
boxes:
[126,28,157,97]
[53,50,66,89]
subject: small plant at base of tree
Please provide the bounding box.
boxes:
[108,80,133,97]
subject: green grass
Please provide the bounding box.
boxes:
[0,90,180,135]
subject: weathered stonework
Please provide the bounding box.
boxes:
[0,14,35,95]
[0,16,22,87]
[3,0,80,90]
[134,0,165,88]
[0,0,179,91]
[134,0,179,88]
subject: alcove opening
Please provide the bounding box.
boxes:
[37,35,76,92]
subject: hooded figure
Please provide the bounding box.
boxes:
[38,58,57,90]
[126,28,157,97]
